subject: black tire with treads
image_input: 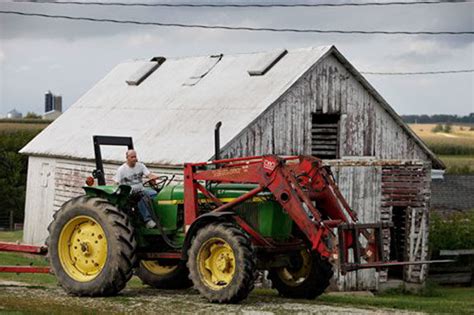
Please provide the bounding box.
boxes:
[187,222,257,303]
[268,251,333,299]
[47,195,137,296]
[136,259,192,289]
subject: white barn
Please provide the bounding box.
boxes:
[20,45,443,290]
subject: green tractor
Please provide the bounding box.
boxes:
[47,135,395,303]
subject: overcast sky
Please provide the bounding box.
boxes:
[0,0,473,117]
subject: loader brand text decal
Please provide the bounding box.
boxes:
[263,159,277,171]
[213,166,248,178]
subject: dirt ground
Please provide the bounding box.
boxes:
[0,281,418,314]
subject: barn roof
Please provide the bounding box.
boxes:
[20,45,444,169]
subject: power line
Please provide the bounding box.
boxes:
[361,69,474,75]
[12,0,473,8]
[1,10,473,35]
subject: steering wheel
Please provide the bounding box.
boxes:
[143,175,169,192]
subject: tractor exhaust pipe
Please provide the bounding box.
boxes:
[214,121,222,163]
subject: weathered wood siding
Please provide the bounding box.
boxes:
[325,160,430,290]
[329,163,381,291]
[23,156,181,245]
[221,54,429,162]
[23,156,56,245]
[380,162,431,283]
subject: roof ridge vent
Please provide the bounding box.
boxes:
[183,54,223,87]
[248,49,287,76]
[126,57,166,86]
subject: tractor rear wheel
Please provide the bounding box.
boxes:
[187,223,256,303]
[47,196,137,296]
[268,249,333,299]
[136,259,192,289]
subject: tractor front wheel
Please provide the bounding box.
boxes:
[187,223,256,303]
[268,249,333,299]
[47,196,137,296]
[136,259,192,289]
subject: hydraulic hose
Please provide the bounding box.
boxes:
[144,195,182,249]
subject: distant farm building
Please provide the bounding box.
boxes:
[43,91,62,120]
[6,109,22,119]
[21,46,444,291]
[43,110,62,121]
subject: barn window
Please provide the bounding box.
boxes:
[311,113,340,159]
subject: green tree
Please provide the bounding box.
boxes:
[0,130,41,228]
[25,112,42,119]
[444,123,452,133]
[431,124,443,133]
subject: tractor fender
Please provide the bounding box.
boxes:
[82,185,131,206]
[181,211,235,260]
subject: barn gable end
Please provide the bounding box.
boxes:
[221,52,431,164]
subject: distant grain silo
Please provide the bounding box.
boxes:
[6,109,22,119]
[53,95,62,112]
[44,91,53,113]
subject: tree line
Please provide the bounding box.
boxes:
[0,129,42,229]
[401,113,474,124]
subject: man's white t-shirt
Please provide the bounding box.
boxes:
[113,162,150,192]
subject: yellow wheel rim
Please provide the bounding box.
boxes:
[141,260,178,276]
[277,250,312,287]
[58,215,108,282]
[197,237,236,290]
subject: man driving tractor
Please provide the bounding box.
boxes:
[113,149,158,228]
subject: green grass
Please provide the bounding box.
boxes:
[0,230,55,285]
[426,140,474,156]
[0,252,55,286]
[440,155,474,174]
[409,124,474,173]
[409,124,474,153]
[255,286,474,314]
[0,121,49,132]
[317,287,474,314]
[1,231,473,314]
[0,230,23,242]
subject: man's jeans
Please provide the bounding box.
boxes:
[137,189,157,222]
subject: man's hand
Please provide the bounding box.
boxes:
[148,173,159,180]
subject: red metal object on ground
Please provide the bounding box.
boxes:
[0,266,50,274]
[183,155,436,273]
[0,241,50,274]
[0,242,47,254]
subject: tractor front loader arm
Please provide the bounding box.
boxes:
[183,155,446,274]
[184,155,345,259]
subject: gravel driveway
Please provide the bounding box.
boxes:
[0,281,419,314]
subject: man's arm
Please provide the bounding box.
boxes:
[142,163,159,180]
[113,165,122,185]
